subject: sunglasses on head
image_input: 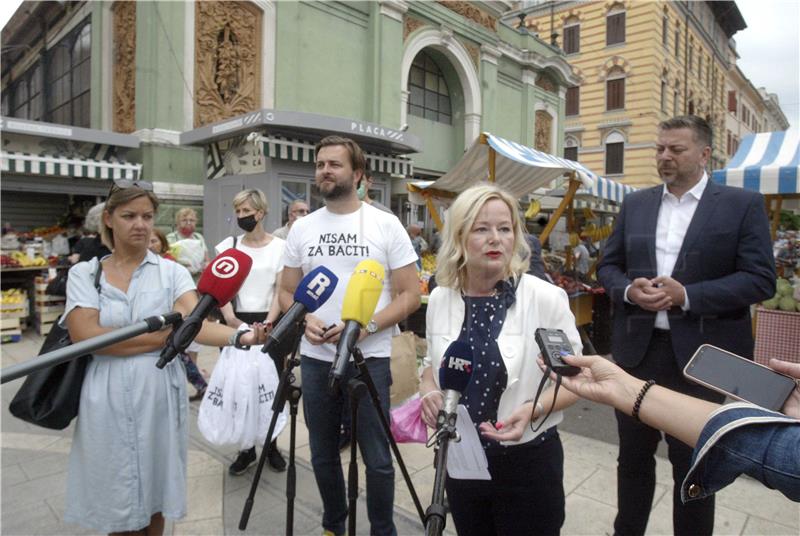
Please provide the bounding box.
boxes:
[107,179,154,197]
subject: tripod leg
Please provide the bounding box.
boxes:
[347,378,367,536]
[351,349,426,524]
[285,385,301,536]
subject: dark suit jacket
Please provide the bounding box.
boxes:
[597,180,775,369]
[525,234,548,281]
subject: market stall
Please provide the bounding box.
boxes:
[712,130,800,363]
[406,133,636,350]
[0,117,142,340]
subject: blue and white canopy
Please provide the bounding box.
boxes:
[713,131,800,195]
[408,132,635,205]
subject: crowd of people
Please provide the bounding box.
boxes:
[51,116,798,536]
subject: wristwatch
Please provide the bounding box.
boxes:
[231,329,251,350]
[366,319,379,336]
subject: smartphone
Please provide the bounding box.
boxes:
[683,344,796,411]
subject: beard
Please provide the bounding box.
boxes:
[318,174,355,201]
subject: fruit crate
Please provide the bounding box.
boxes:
[1,316,23,343]
[754,307,800,365]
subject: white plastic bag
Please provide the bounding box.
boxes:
[197,348,236,445]
[198,344,287,449]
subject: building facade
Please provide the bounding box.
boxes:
[518,0,786,189]
[2,1,579,241]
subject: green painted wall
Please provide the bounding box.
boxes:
[275,2,371,120]
[139,145,205,184]
[135,1,188,131]
[495,82,523,142]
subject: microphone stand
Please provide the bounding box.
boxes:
[346,377,367,536]
[347,347,426,528]
[425,409,459,536]
[239,321,304,535]
[1,313,182,384]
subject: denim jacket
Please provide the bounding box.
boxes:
[681,402,800,503]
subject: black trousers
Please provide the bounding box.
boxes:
[614,330,724,536]
[445,428,565,536]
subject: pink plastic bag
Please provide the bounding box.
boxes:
[390,396,428,443]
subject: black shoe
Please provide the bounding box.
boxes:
[229,447,256,476]
[267,442,286,472]
[338,427,351,451]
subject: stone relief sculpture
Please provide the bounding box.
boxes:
[535,110,552,154]
[194,1,262,128]
[113,1,136,133]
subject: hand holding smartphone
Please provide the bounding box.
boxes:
[683,344,796,411]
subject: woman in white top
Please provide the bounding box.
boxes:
[214,188,287,475]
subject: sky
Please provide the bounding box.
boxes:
[1,0,798,131]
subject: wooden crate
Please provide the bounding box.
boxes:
[1,317,22,343]
[36,311,62,324]
[34,303,65,314]
[36,320,54,336]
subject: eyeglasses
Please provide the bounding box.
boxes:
[292,208,310,215]
[107,178,154,197]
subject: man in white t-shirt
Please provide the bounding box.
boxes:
[280,136,420,536]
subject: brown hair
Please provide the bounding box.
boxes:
[100,187,160,250]
[314,135,367,174]
[151,227,170,254]
[658,115,712,148]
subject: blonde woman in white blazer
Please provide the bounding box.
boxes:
[419,184,583,536]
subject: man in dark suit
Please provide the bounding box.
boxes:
[597,115,775,536]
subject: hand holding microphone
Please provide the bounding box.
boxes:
[157,248,252,369]
[329,260,385,392]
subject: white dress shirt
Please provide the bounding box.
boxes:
[653,172,707,328]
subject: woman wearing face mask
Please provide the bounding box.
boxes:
[214,188,287,475]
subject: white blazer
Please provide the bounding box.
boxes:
[424,274,583,445]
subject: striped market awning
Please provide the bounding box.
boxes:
[1,151,142,181]
[712,131,799,195]
[263,136,413,176]
[577,175,637,204]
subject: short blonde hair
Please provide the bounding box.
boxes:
[84,202,105,233]
[101,188,160,250]
[174,207,198,225]
[232,189,269,215]
[435,184,530,290]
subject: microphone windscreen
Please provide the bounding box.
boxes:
[340,259,385,327]
[293,266,339,312]
[196,248,253,306]
[439,340,474,393]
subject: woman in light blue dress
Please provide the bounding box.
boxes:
[62,183,265,535]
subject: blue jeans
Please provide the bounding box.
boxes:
[301,356,396,536]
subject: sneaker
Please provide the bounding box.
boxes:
[228,447,256,476]
[267,442,286,472]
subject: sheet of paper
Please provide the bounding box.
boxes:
[446,404,491,480]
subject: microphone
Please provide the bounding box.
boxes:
[437,340,474,431]
[261,266,338,355]
[156,249,252,369]
[329,259,385,392]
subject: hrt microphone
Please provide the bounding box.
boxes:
[261,265,338,355]
[329,259,385,392]
[156,249,252,369]
[437,340,474,430]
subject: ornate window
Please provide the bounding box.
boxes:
[661,76,668,113]
[606,4,626,46]
[564,136,579,162]
[407,51,452,125]
[674,81,681,116]
[675,24,680,58]
[606,66,625,111]
[46,18,91,127]
[605,131,625,175]
[563,16,580,54]
[662,11,669,48]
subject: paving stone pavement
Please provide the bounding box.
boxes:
[2,333,798,535]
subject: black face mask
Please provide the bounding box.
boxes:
[237,215,258,233]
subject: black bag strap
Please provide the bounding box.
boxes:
[231,235,237,249]
[93,261,103,291]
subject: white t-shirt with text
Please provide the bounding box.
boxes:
[282,202,417,362]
